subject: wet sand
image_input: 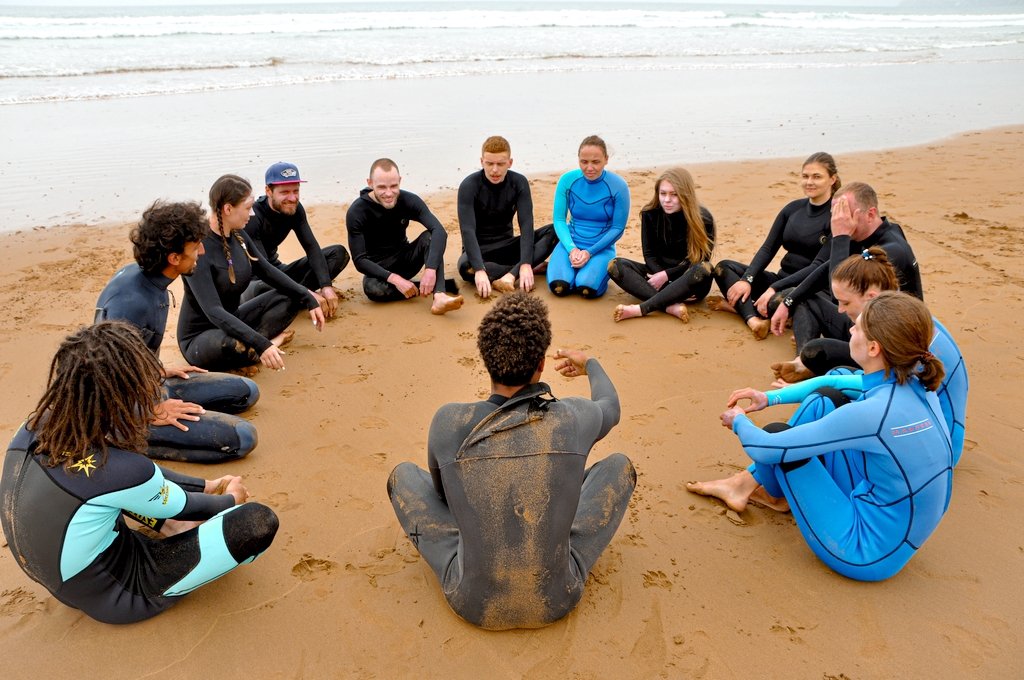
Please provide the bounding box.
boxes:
[0,127,1022,677]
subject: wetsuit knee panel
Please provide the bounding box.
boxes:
[222,503,279,563]
[549,280,571,297]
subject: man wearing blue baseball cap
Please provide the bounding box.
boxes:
[243,161,350,318]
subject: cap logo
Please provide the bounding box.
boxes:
[281,168,298,178]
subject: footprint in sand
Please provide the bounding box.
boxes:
[457,356,476,367]
[265,491,301,512]
[338,373,370,384]
[402,334,434,345]
[642,570,673,590]
[0,587,45,618]
[359,415,389,429]
[291,554,337,581]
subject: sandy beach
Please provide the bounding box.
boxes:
[0,124,1021,678]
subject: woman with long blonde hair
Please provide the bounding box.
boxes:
[609,167,715,322]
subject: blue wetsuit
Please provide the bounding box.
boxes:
[549,169,630,297]
[1,426,278,624]
[95,264,260,463]
[771,318,968,464]
[736,370,953,581]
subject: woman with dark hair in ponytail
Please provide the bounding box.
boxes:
[710,152,839,339]
[178,174,324,371]
[687,291,954,581]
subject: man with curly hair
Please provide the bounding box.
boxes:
[387,292,636,630]
[95,200,260,463]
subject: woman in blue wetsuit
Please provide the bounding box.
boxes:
[0,322,278,624]
[771,247,968,464]
[547,135,630,298]
[688,292,953,581]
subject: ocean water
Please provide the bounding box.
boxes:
[2,2,1023,104]
[1,2,1023,231]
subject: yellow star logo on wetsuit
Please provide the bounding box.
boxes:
[70,454,97,477]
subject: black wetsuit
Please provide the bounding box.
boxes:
[346,188,456,301]
[242,196,350,300]
[388,359,636,630]
[456,169,556,281]
[783,217,923,350]
[95,264,260,463]
[713,198,831,321]
[608,206,716,314]
[177,230,319,370]
[1,426,278,624]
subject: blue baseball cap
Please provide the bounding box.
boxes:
[265,161,306,185]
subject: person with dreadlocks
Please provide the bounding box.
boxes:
[95,199,260,463]
[177,174,325,371]
[0,322,278,624]
[387,292,636,629]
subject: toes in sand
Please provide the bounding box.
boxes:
[685,479,749,513]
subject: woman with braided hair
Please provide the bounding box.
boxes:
[687,292,954,581]
[177,174,324,371]
[0,322,278,623]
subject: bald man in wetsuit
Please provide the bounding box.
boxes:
[95,200,259,463]
[387,292,636,630]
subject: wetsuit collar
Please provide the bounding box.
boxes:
[861,369,890,391]
[143,269,174,292]
[583,170,607,184]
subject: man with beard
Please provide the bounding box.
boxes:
[95,200,260,464]
[243,162,350,318]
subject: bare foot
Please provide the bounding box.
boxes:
[613,304,642,322]
[235,364,260,378]
[748,317,770,340]
[665,303,690,323]
[685,470,760,513]
[431,293,464,315]
[492,275,516,294]
[747,486,790,513]
[706,295,735,314]
[771,359,813,383]
[271,329,295,348]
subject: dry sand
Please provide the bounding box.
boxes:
[1,127,1022,678]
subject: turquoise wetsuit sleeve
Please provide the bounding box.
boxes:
[552,171,577,251]
[766,374,865,406]
[732,393,886,465]
[586,173,630,254]
[96,465,233,521]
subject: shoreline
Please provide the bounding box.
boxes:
[1,127,1022,677]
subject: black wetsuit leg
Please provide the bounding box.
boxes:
[712,260,780,321]
[532,224,558,267]
[164,373,259,414]
[147,412,257,463]
[568,453,636,578]
[607,258,656,300]
[792,291,850,353]
[100,503,279,623]
[475,240,525,281]
[801,338,858,375]
[278,244,351,289]
[637,262,714,315]
[181,291,305,370]
[243,245,351,301]
[387,462,460,584]
[363,232,455,301]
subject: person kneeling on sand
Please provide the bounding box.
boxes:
[346,158,463,314]
[387,292,636,629]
